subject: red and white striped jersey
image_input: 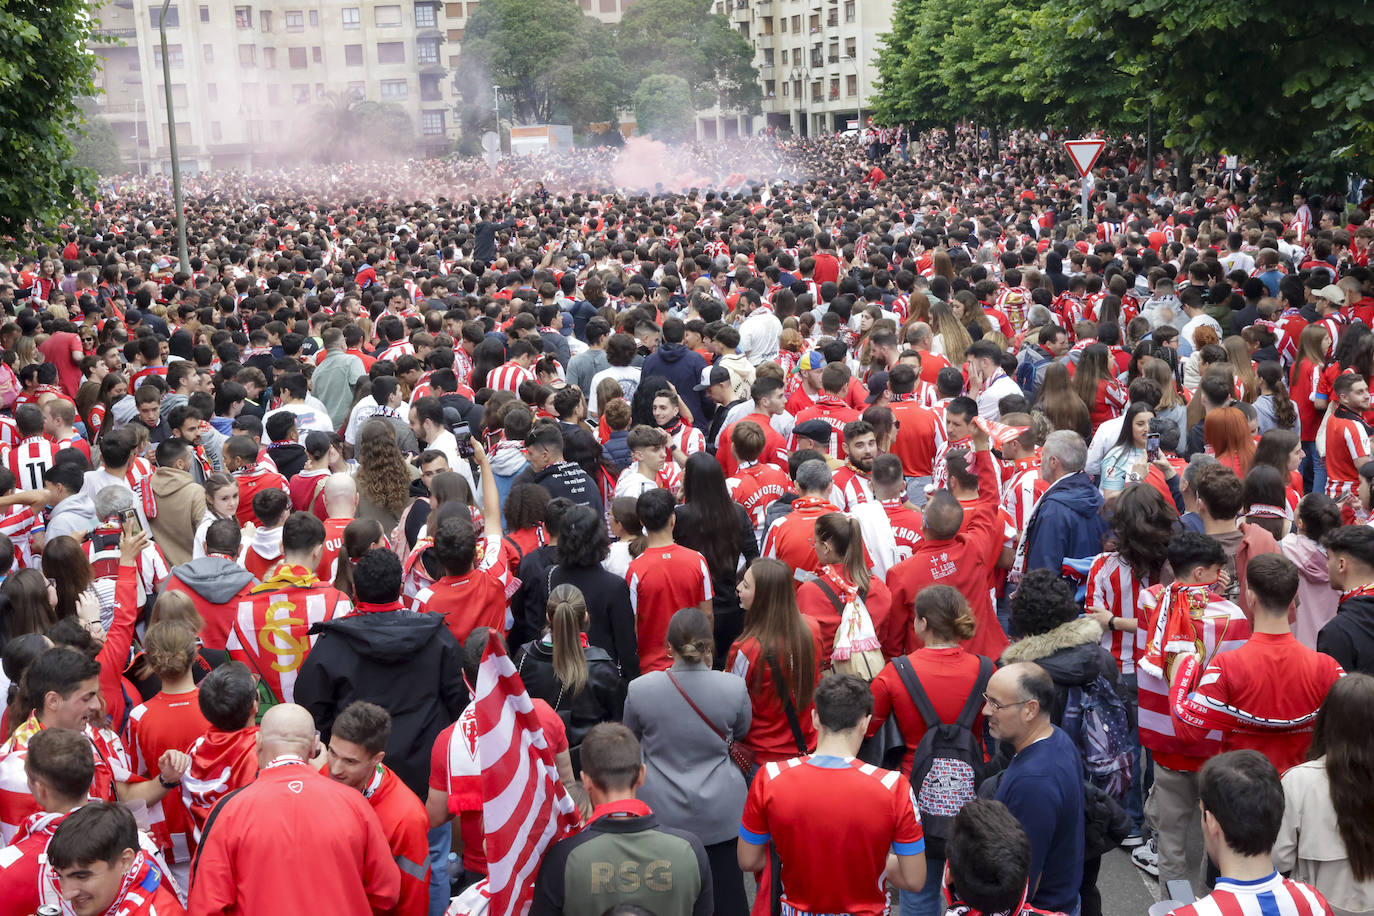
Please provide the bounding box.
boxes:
[377,340,416,363]
[126,455,155,493]
[486,361,535,394]
[666,422,706,458]
[0,504,42,568]
[1085,552,1148,676]
[831,465,873,512]
[0,717,130,843]
[7,436,54,491]
[454,346,475,388]
[1001,458,1046,536]
[0,416,17,451]
[1169,873,1332,916]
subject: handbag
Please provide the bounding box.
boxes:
[667,671,756,778]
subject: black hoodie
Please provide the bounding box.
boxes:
[296,609,467,798]
[1317,595,1374,677]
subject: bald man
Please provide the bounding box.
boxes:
[319,472,358,581]
[188,705,401,916]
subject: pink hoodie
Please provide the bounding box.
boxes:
[1280,532,1340,649]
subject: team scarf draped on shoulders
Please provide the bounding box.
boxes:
[250,563,320,593]
[43,849,165,916]
[1138,581,1217,679]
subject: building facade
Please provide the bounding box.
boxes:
[91,0,467,172]
[700,0,889,139]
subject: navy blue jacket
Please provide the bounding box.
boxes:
[1022,472,1107,577]
[641,343,710,428]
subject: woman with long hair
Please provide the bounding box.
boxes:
[674,453,759,661]
[516,503,638,678]
[470,337,508,391]
[193,472,241,559]
[1034,362,1092,441]
[87,372,128,442]
[515,583,625,746]
[0,569,57,645]
[1254,360,1298,434]
[624,606,752,916]
[1281,493,1344,650]
[41,535,98,623]
[1291,324,1333,494]
[1100,401,1155,504]
[868,585,991,915]
[726,558,820,762]
[929,302,972,364]
[1073,343,1128,427]
[1141,355,1189,437]
[354,418,416,532]
[331,517,387,601]
[1253,428,1304,515]
[1223,335,1259,402]
[1204,405,1256,476]
[796,512,891,672]
[1275,673,1374,914]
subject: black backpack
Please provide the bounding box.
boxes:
[896,654,994,860]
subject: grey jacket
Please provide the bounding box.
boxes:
[623,661,752,845]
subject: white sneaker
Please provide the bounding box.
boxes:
[1121,832,1145,849]
[1131,837,1159,877]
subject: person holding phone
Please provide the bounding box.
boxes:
[1100,402,1156,507]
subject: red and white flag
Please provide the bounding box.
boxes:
[465,639,580,916]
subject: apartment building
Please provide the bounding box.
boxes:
[90,0,470,172]
[700,0,889,139]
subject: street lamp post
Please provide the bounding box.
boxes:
[157,0,188,274]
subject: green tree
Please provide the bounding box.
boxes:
[69,100,123,176]
[0,0,102,245]
[633,74,695,143]
[458,0,585,124]
[617,0,760,113]
[313,92,415,162]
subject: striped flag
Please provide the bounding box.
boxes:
[473,639,580,916]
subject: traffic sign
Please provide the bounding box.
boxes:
[1064,139,1106,178]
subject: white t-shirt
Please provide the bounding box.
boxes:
[588,366,642,413]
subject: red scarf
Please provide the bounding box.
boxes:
[1139,580,1217,679]
[43,849,165,916]
[354,599,404,615]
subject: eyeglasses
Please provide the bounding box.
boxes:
[983,693,1032,712]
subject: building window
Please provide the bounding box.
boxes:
[374,4,402,26]
[309,9,319,25]
[765,79,775,97]
[235,6,252,28]
[211,121,222,141]
[846,74,856,95]
[202,43,213,62]
[347,81,366,99]
[207,82,217,100]
[782,81,789,96]
[830,77,839,99]
[779,16,786,30]
[421,110,445,135]
[199,4,209,20]
[844,0,854,21]
[415,2,436,27]
[151,4,179,27]
[377,41,405,63]
[763,47,774,65]
[417,37,439,64]
[312,46,322,62]
[845,37,855,57]
[420,73,442,100]
[259,9,271,30]
[289,47,307,68]
[381,79,408,98]
[292,83,310,103]
[263,47,276,68]
[599,0,615,11]
[342,6,360,27]
[153,44,184,67]
[285,10,303,30]
[345,44,363,65]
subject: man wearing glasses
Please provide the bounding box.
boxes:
[983,662,1086,916]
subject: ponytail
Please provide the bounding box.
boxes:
[815,513,870,597]
[546,584,589,699]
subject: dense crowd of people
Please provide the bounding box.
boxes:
[0,126,1370,916]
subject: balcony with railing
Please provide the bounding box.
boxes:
[94,27,138,39]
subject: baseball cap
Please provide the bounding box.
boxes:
[865,370,890,404]
[1315,284,1346,306]
[694,364,732,391]
[793,419,834,443]
[798,351,827,372]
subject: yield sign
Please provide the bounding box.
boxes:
[1064,139,1106,178]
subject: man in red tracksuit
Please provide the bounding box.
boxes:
[885,427,1009,660]
[325,702,430,916]
[188,704,400,916]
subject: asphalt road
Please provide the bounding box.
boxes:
[1100,845,1165,916]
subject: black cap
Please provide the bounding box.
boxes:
[793,419,834,443]
[694,364,732,391]
[865,371,890,404]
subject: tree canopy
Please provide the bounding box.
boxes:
[0,0,101,246]
[633,74,695,143]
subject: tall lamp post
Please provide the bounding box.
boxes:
[789,66,808,137]
[842,55,862,130]
[157,0,189,274]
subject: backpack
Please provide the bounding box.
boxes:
[1014,346,1049,397]
[1060,672,1133,801]
[813,578,885,682]
[896,654,993,860]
